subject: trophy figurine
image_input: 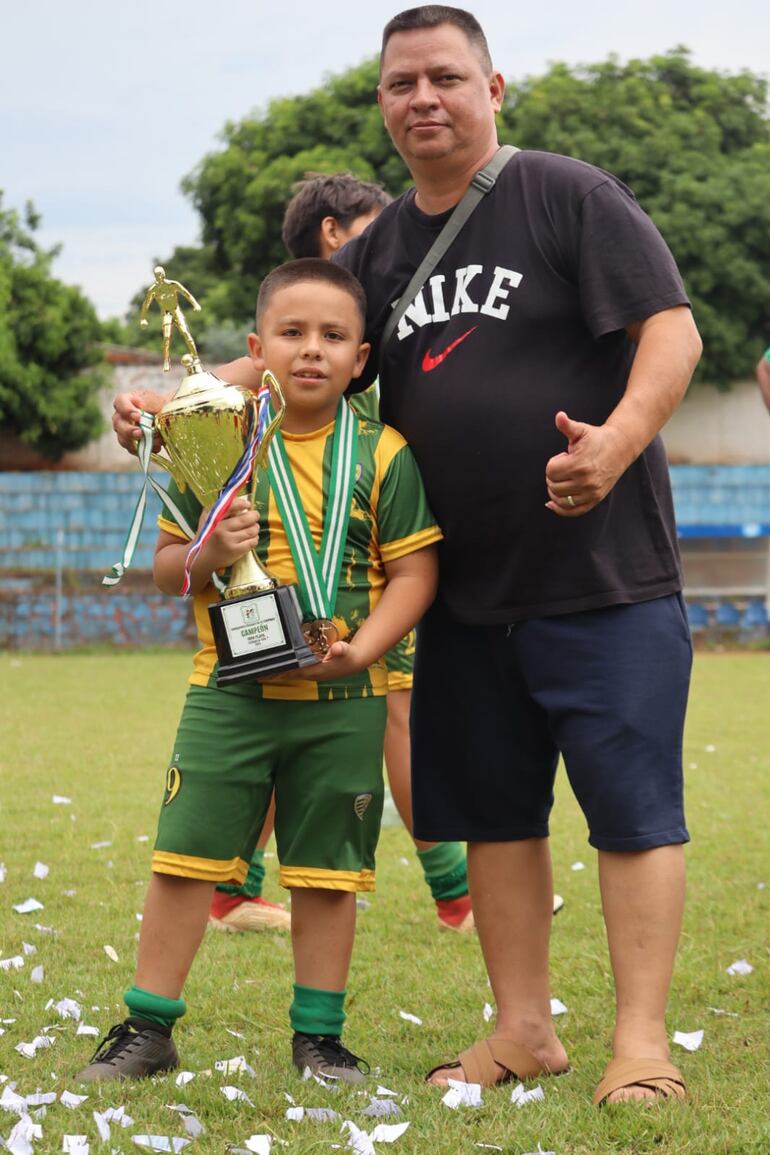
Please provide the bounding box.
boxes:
[139,269,316,686]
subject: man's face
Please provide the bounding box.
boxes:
[378,23,503,169]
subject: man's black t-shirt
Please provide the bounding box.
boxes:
[335,150,690,624]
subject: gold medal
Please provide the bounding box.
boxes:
[302,618,340,657]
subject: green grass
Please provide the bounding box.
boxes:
[1,652,768,1154]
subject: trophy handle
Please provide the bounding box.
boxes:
[255,369,286,469]
[149,451,187,493]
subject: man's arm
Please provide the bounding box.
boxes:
[113,390,172,452]
[153,497,260,597]
[545,305,702,516]
[756,350,770,414]
[215,356,262,389]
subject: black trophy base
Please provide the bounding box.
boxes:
[209,584,317,687]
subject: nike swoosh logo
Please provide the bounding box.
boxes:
[421,326,478,372]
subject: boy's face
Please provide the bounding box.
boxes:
[248,281,370,429]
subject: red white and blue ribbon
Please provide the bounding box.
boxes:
[180,385,270,598]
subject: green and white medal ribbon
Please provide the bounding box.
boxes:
[103,411,224,592]
[266,398,358,650]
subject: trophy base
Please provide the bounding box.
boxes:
[209,585,317,687]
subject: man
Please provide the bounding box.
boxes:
[333,5,701,1106]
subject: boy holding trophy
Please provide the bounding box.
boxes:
[77,258,440,1084]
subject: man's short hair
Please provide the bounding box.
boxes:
[281,173,392,259]
[256,258,367,333]
[380,5,492,73]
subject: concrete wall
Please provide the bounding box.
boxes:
[662,380,770,465]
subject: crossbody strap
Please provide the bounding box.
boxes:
[380,144,519,351]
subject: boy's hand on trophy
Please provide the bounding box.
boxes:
[112,390,169,453]
[200,498,261,570]
[286,639,364,683]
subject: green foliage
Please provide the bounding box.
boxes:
[148,50,770,387]
[499,50,770,385]
[0,195,107,457]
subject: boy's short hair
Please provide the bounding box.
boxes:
[380,6,493,73]
[282,173,391,259]
[256,258,367,333]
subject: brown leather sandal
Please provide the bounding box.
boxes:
[593,1057,687,1106]
[426,1037,553,1087]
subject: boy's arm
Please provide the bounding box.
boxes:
[153,497,260,597]
[290,543,438,682]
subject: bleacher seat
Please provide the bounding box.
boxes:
[740,600,769,634]
[686,602,709,631]
[714,602,741,628]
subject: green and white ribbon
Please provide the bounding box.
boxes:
[103,411,225,593]
[266,398,358,619]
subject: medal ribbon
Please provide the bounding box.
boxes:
[266,397,358,620]
[180,384,270,598]
[103,411,221,588]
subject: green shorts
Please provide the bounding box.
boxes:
[385,629,415,693]
[153,686,387,892]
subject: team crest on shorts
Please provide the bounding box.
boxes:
[163,766,182,806]
[353,792,373,821]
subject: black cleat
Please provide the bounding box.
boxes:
[75,1017,179,1083]
[292,1031,370,1084]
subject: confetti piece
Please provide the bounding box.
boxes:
[103,944,119,962]
[0,863,6,883]
[15,1035,56,1058]
[398,1011,422,1025]
[32,863,49,880]
[370,1122,410,1142]
[52,796,72,805]
[442,1079,482,1108]
[511,1082,545,1107]
[708,1006,739,1017]
[673,1029,704,1052]
[132,1138,191,1152]
[12,898,44,915]
[54,998,82,1021]
[30,967,44,984]
[0,957,25,971]
[570,861,585,871]
[175,1072,195,1087]
[21,943,37,956]
[550,997,568,1016]
[362,1099,401,1118]
[76,1024,99,1036]
[726,959,753,975]
[90,841,112,851]
[483,1002,494,1022]
[62,1137,89,1154]
[244,1138,272,1155]
[60,1092,89,1108]
[220,1086,255,1106]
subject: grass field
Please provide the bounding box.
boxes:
[1,651,768,1154]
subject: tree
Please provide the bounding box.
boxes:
[146,51,770,386]
[0,196,107,458]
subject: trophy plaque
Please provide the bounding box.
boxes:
[139,269,317,685]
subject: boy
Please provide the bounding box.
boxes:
[77,259,440,1084]
[216,172,475,934]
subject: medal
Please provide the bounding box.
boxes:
[302,618,340,656]
[267,398,358,658]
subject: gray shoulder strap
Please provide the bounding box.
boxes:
[381,144,519,351]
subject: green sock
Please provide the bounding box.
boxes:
[215,847,266,899]
[124,985,187,1029]
[290,984,346,1036]
[417,842,469,901]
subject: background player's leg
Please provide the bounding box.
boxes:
[209,793,290,932]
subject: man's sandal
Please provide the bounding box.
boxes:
[593,1057,687,1106]
[426,1038,555,1087]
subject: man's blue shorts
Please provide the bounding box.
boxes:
[411,594,692,851]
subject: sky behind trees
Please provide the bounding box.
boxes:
[4,0,767,317]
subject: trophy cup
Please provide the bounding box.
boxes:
[140,268,317,686]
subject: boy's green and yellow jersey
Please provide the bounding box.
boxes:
[158,414,441,701]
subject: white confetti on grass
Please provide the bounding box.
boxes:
[76,1024,99,1037]
[570,861,585,871]
[52,795,72,805]
[511,1082,545,1107]
[243,1138,272,1155]
[21,943,36,956]
[32,863,49,880]
[29,967,44,984]
[174,1072,195,1087]
[0,863,6,883]
[12,899,44,915]
[0,957,25,971]
[166,1104,205,1138]
[132,1138,190,1152]
[60,1092,89,1108]
[53,998,82,1021]
[15,1034,56,1058]
[63,1138,89,1153]
[726,959,753,975]
[442,1079,483,1109]
[482,1002,494,1022]
[673,1029,704,1052]
[90,841,112,851]
[398,1011,422,1026]
[362,1098,401,1118]
[550,997,568,1016]
[708,1006,739,1018]
[103,945,119,963]
[220,1086,255,1106]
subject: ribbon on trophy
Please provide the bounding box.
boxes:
[180,381,271,598]
[266,396,358,655]
[102,411,209,587]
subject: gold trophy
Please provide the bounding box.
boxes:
[140,267,316,685]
